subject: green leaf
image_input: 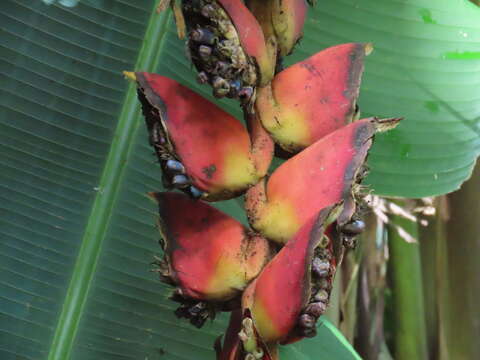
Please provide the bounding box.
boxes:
[280,319,361,360]
[387,207,428,359]
[286,0,480,197]
[0,1,358,360]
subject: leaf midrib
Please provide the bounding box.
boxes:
[47,5,172,360]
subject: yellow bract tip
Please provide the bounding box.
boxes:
[123,71,137,82]
[156,0,171,13]
[146,192,159,202]
[364,42,374,56]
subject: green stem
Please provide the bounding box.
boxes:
[439,161,480,359]
[354,213,387,359]
[388,205,428,360]
[325,265,342,327]
[47,7,171,360]
[339,251,359,344]
[418,197,445,359]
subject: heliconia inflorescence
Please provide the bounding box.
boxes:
[132,1,402,359]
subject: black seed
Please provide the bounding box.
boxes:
[214,61,231,77]
[174,305,191,319]
[201,4,216,18]
[302,327,317,338]
[159,274,175,286]
[314,289,329,302]
[190,314,208,328]
[212,76,229,88]
[198,45,213,60]
[189,185,204,199]
[201,61,215,73]
[170,290,184,303]
[275,56,285,74]
[343,235,357,249]
[228,80,241,98]
[172,174,189,188]
[342,219,366,235]
[150,122,166,146]
[191,28,216,45]
[185,0,202,9]
[197,71,209,84]
[299,314,316,329]
[312,257,330,278]
[305,302,327,318]
[189,302,206,315]
[212,76,230,98]
[217,40,233,57]
[161,173,171,189]
[166,159,186,174]
[238,86,253,102]
[318,278,330,290]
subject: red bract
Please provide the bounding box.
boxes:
[130,72,273,201]
[246,117,401,244]
[256,43,372,153]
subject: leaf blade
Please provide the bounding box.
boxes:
[47,6,171,360]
